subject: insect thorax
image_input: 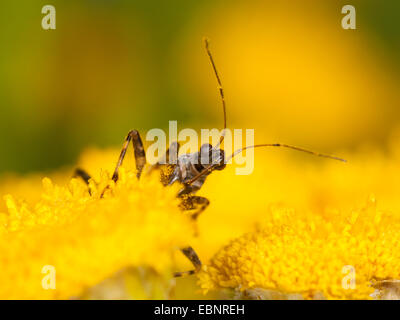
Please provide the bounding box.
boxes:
[163,152,208,190]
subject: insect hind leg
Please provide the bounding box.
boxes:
[112,129,146,182]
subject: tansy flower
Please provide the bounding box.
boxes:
[190,130,400,267]
[0,167,194,299]
[2,136,400,299]
[198,197,400,299]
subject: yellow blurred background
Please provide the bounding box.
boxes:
[0,0,399,174]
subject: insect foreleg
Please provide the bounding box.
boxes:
[173,194,208,277]
[173,246,202,277]
[179,195,210,221]
[99,130,146,198]
[177,184,200,197]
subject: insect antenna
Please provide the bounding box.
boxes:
[185,144,346,186]
[203,37,227,147]
[186,39,346,187]
[225,144,347,163]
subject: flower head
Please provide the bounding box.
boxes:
[198,196,400,299]
[0,166,194,299]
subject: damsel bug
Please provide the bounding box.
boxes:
[75,38,345,277]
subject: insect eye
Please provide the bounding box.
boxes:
[219,149,225,160]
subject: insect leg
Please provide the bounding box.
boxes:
[173,246,202,277]
[174,195,207,277]
[179,195,210,220]
[147,141,180,174]
[177,184,201,197]
[74,168,92,185]
[73,168,94,195]
[163,141,180,165]
[111,129,146,182]
[100,130,146,198]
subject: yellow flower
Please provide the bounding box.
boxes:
[2,136,400,299]
[198,197,400,299]
[0,166,194,299]
[189,131,400,266]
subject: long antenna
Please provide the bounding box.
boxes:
[225,144,347,163]
[203,37,226,146]
[185,143,346,186]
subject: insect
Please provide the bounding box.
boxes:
[75,38,346,277]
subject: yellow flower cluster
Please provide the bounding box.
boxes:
[190,132,400,257]
[0,165,194,299]
[189,132,400,300]
[1,134,400,299]
[198,196,400,299]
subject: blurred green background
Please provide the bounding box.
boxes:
[0,0,398,174]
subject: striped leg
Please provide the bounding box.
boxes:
[173,246,202,277]
[74,168,92,185]
[100,130,146,198]
[111,129,146,182]
[74,168,93,195]
[146,142,180,183]
[173,196,209,277]
[179,195,210,221]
